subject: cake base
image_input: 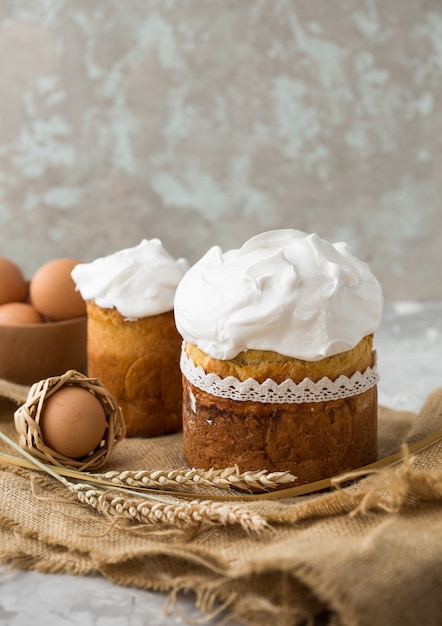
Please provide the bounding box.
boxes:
[87,302,182,437]
[182,378,378,485]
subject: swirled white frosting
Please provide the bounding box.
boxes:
[174,229,383,361]
[71,239,189,319]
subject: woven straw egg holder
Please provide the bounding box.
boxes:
[14,369,126,471]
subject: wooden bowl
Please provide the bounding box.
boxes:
[0,317,87,385]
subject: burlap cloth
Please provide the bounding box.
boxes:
[1,378,442,626]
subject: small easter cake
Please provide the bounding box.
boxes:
[72,239,189,437]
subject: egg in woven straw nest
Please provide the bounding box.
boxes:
[14,369,126,471]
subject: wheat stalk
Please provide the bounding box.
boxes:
[72,483,270,532]
[97,466,296,492]
[0,431,271,532]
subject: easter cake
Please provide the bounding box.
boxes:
[72,239,189,437]
[174,229,383,485]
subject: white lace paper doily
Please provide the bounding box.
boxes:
[180,349,379,405]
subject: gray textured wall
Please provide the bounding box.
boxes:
[0,1,441,299]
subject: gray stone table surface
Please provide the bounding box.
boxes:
[1,301,441,626]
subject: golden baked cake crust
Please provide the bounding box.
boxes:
[184,335,374,383]
[182,338,377,484]
[87,301,182,437]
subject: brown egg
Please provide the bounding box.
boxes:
[39,386,107,458]
[0,257,27,305]
[30,258,86,321]
[0,302,45,325]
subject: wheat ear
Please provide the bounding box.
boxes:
[97,466,296,492]
[72,483,270,533]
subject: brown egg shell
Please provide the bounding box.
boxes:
[0,257,27,305]
[39,385,108,459]
[0,302,45,325]
[29,258,87,321]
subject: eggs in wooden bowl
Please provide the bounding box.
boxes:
[0,256,87,385]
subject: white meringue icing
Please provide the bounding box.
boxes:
[71,239,189,320]
[173,229,383,361]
